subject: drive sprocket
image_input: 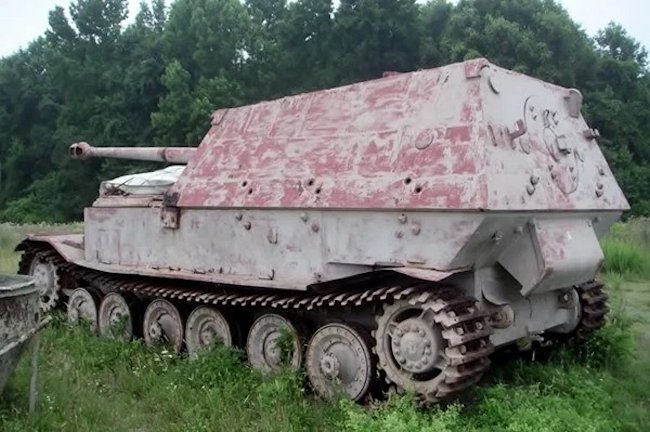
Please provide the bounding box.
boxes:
[374,287,494,402]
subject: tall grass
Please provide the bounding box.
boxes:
[601,218,650,278]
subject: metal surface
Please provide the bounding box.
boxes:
[67,288,100,332]
[98,292,138,340]
[246,314,302,373]
[185,306,232,355]
[143,299,185,353]
[306,323,373,401]
[0,274,39,395]
[69,142,195,164]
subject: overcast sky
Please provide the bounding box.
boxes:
[1,0,649,58]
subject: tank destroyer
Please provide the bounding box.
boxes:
[18,58,626,401]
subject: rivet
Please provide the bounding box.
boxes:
[398,213,407,224]
[598,167,606,176]
[459,345,467,354]
[597,182,604,190]
[569,166,574,172]
[550,171,557,179]
[475,322,483,330]
[596,189,604,198]
[395,231,404,239]
[311,223,320,233]
[235,212,243,221]
[456,327,465,335]
[530,175,539,185]
[411,223,421,235]
[300,212,308,222]
[243,221,251,230]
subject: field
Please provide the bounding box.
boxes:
[0,221,649,431]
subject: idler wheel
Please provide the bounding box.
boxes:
[28,258,61,312]
[246,314,302,373]
[98,292,140,341]
[185,306,232,356]
[143,299,185,354]
[67,287,101,333]
[306,323,373,401]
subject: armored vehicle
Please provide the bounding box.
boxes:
[18,59,626,401]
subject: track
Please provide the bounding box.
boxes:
[18,240,495,402]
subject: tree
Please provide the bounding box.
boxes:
[333,0,422,83]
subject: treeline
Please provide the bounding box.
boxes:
[0,0,649,222]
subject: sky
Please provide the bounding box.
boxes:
[1,0,649,58]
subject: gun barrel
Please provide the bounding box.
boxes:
[69,142,196,164]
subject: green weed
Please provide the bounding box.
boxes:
[601,239,650,277]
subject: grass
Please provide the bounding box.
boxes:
[0,223,82,273]
[601,218,650,278]
[0,222,649,431]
